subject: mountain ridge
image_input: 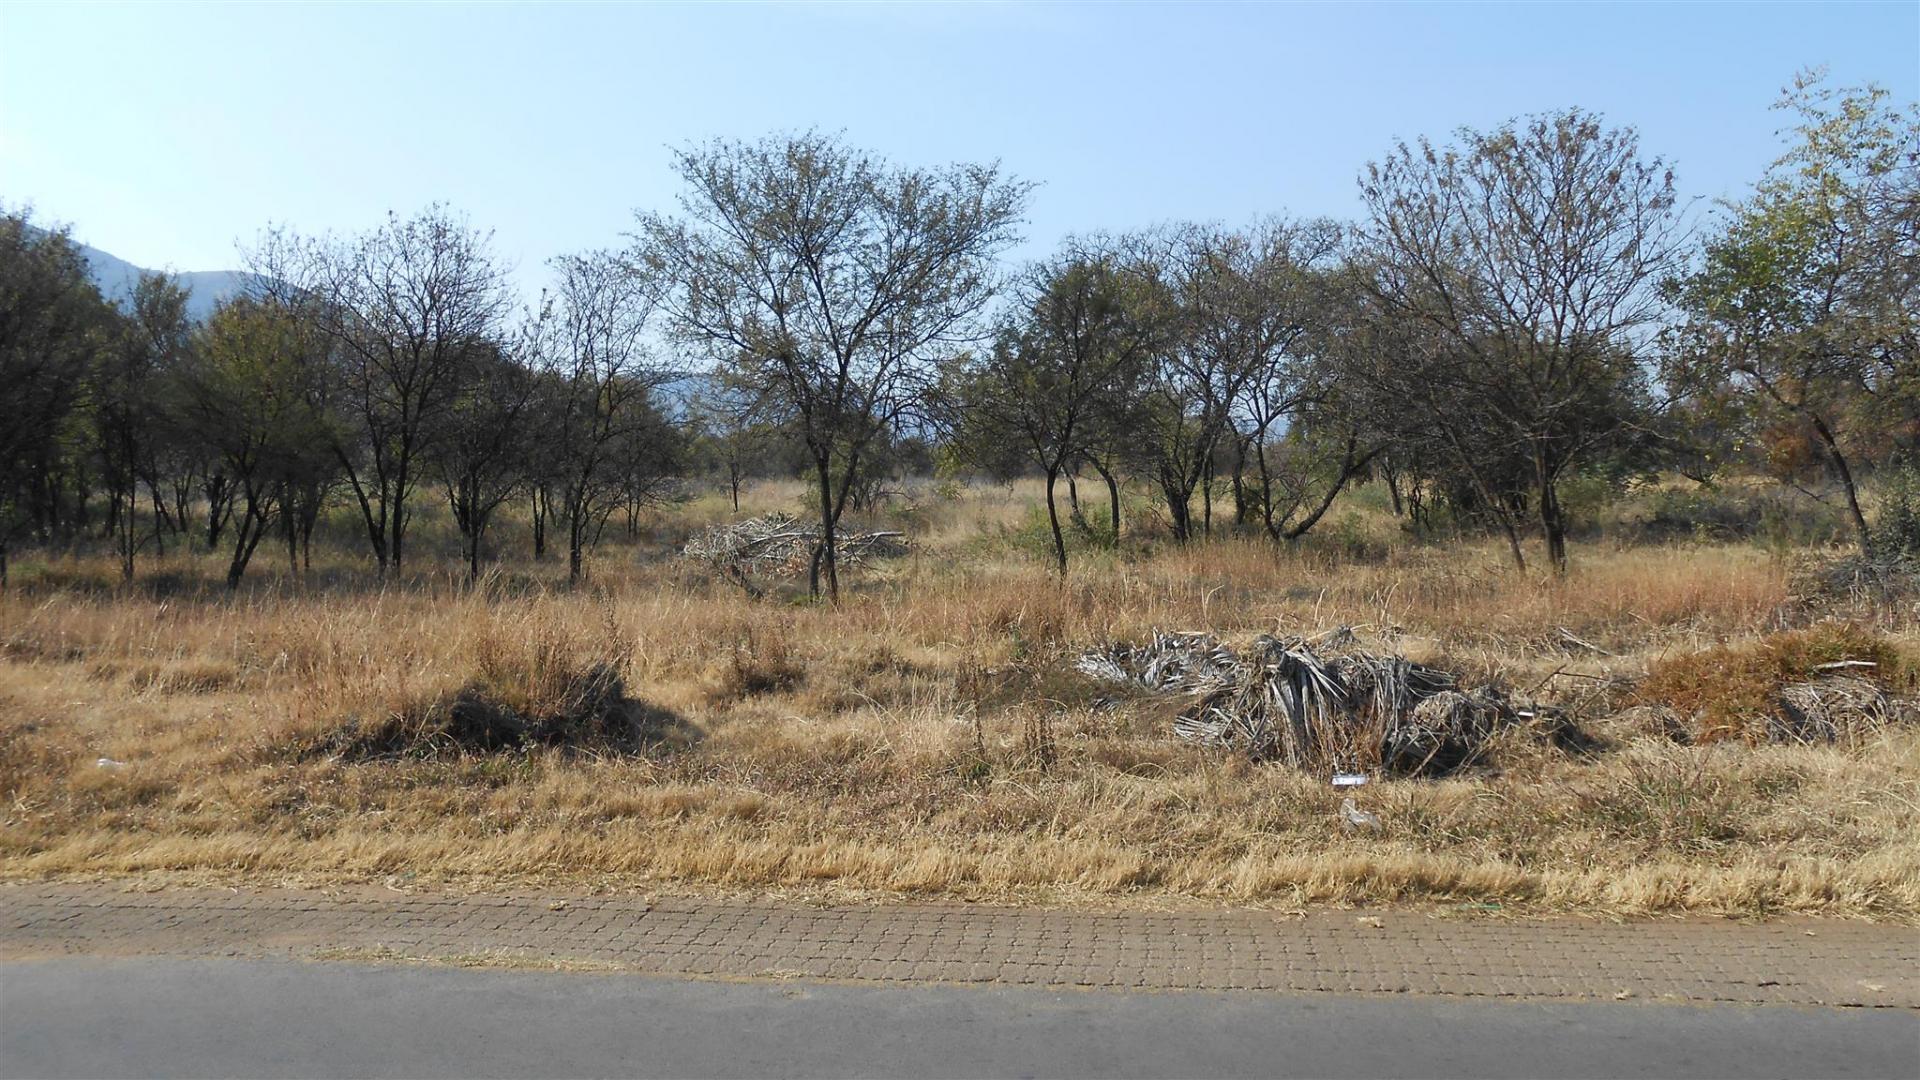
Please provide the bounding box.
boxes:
[73,239,254,323]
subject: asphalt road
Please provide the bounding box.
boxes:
[2,957,1915,1079]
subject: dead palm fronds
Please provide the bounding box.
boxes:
[1077,630,1512,776]
[1771,676,1911,746]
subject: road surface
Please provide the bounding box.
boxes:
[3,956,1915,1079]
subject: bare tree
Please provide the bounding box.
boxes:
[1355,109,1682,570]
[632,132,1029,599]
[250,205,512,574]
[433,337,535,582]
[529,252,673,584]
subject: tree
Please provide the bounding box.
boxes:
[94,271,191,580]
[184,297,336,589]
[1355,109,1682,570]
[0,211,113,588]
[433,338,534,581]
[1668,74,1920,554]
[633,132,1029,599]
[250,205,512,574]
[690,392,778,512]
[954,237,1159,574]
[529,252,674,584]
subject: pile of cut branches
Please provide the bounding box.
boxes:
[1076,630,1516,775]
[682,513,908,590]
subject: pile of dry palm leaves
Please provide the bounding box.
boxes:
[1770,675,1911,744]
[1076,629,1518,776]
[682,513,908,588]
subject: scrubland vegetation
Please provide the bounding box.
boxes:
[3,73,1916,915]
[3,478,1918,917]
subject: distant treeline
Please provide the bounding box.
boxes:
[2,73,1914,592]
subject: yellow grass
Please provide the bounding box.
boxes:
[2,479,1916,917]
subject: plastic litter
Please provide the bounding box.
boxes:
[95,757,125,770]
[1339,797,1382,831]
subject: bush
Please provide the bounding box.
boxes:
[1869,465,1920,559]
[317,615,691,758]
[1639,623,1911,743]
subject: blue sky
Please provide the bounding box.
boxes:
[2,1,1915,290]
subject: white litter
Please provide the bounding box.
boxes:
[1339,797,1382,831]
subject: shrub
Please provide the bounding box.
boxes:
[1639,623,1910,743]
[317,614,690,758]
[1869,465,1920,559]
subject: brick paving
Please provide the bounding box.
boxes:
[2,883,1915,1007]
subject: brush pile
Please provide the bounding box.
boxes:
[1076,630,1515,775]
[1770,676,1910,744]
[682,513,908,585]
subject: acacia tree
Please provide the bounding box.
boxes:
[956,238,1159,574]
[250,206,512,574]
[1356,109,1682,570]
[0,211,113,587]
[94,272,190,580]
[633,132,1029,599]
[531,252,674,584]
[1199,220,1367,543]
[1669,75,1920,554]
[1136,223,1342,542]
[433,337,534,581]
[184,297,336,589]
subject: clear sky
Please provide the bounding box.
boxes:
[3,1,1915,290]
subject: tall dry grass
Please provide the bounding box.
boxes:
[1,479,1916,916]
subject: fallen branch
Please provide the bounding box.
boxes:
[682,513,908,585]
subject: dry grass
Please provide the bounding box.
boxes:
[2,479,1917,917]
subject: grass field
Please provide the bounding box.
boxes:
[3,478,1916,917]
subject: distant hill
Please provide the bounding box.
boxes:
[74,240,255,323]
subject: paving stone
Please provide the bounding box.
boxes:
[0,883,1913,1007]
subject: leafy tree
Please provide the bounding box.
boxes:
[1668,73,1920,554]
[0,211,114,587]
[433,338,535,581]
[94,271,191,580]
[184,297,336,589]
[954,237,1159,574]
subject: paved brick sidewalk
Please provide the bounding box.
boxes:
[2,884,1914,1007]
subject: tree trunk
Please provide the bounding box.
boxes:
[1231,438,1251,526]
[1810,415,1872,555]
[1539,481,1569,572]
[283,485,300,578]
[1088,457,1122,541]
[1044,467,1068,577]
[1160,471,1192,543]
[812,454,839,601]
[1201,456,1214,538]
[118,488,135,583]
